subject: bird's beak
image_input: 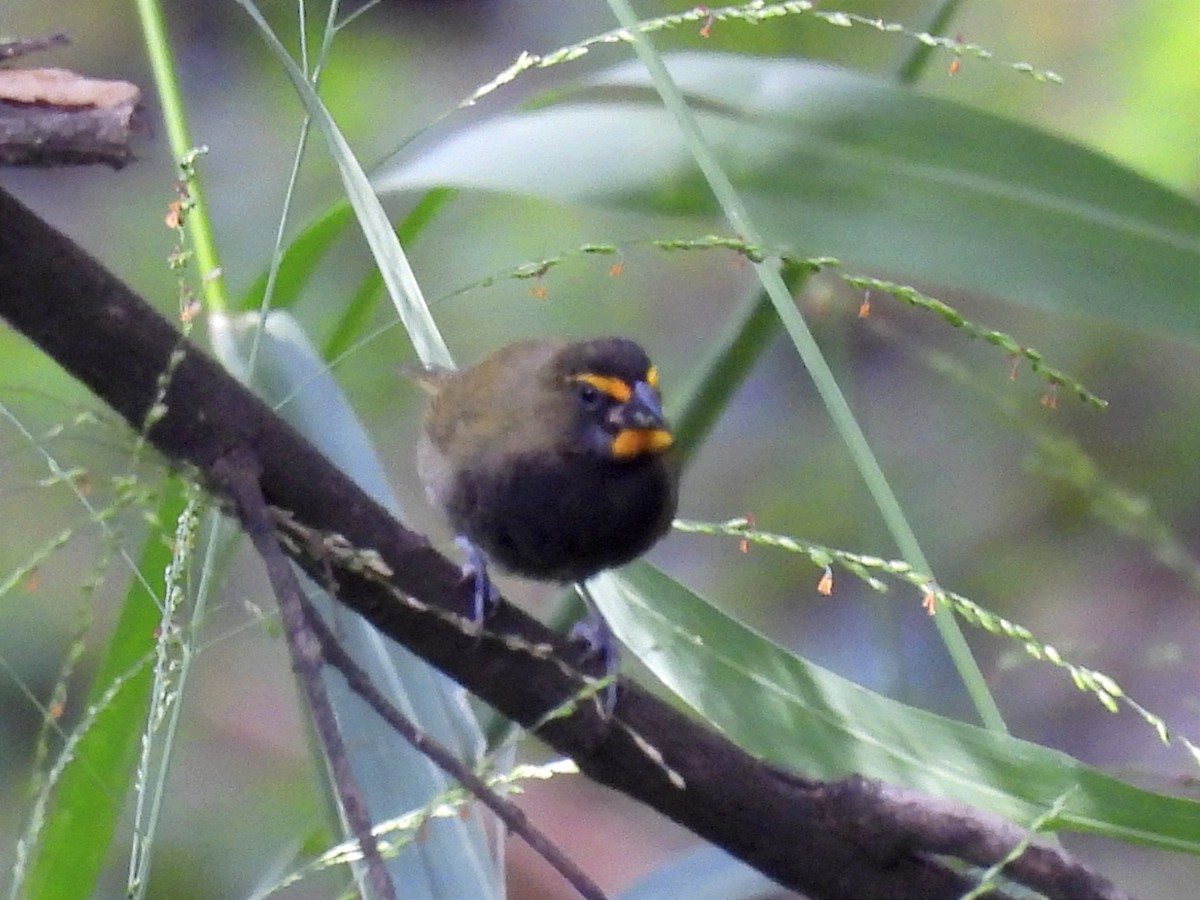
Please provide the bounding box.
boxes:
[609,380,674,458]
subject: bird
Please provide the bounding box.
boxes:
[409,337,679,677]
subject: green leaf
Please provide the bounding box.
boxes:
[322,187,457,361]
[238,201,355,313]
[590,564,1200,853]
[323,267,385,362]
[234,186,455,356]
[375,53,1200,338]
[24,482,187,900]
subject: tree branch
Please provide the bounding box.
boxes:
[0,184,1126,900]
[0,64,141,168]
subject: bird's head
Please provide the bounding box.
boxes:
[547,337,674,461]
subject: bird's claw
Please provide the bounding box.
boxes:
[456,536,500,624]
[570,602,619,716]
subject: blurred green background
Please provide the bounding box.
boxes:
[1,1,1197,897]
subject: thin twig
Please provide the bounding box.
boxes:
[213,448,396,900]
[300,566,609,900]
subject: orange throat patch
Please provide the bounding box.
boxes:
[611,428,674,459]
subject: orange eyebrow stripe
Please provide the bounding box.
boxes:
[645,366,659,388]
[571,372,632,403]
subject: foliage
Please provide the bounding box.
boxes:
[1,2,1197,898]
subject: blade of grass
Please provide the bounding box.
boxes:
[125,491,211,900]
[322,187,457,360]
[234,0,452,369]
[895,0,968,83]
[19,483,188,900]
[670,278,782,462]
[135,0,228,313]
[605,0,1004,731]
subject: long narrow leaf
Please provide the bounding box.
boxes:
[234,0,453,368]
[376,53,1200,338]
[210,310,499,898]
[590,564,1200,853]
[239,201,355,313]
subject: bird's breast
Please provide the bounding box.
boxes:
[444,449,678,583]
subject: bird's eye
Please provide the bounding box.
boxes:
[576,382,602,409]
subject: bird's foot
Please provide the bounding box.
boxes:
[455,536,500,625]
[570,588,619,716]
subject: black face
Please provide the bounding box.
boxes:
[554,338,670,460]
[571,377,630,457]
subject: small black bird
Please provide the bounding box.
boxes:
[410,337,679,646]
